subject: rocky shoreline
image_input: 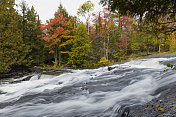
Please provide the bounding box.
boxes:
[138,53,176,59]
[1,53,176,79]
[129,95,176,117]
[0,66,72,79]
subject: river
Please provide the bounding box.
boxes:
[0,57,176,117]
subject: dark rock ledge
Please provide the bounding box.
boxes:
[129,94,176,117]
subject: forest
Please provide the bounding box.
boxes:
[0,0,176,74]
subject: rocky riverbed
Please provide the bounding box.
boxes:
[1,53,176,117]
[129,84,176,117]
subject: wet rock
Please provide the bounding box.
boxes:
[57,82,63,85]
[119,107,130,117]
[129,94,176,117]
[108,66,119,71]
[0,90,6,94]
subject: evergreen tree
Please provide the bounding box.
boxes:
[26,6,48,65]
[0,0,31,73]
[19,2,48,65]
[68,22,90,68]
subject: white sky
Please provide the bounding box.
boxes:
[15,0,104,24]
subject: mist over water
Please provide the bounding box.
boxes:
[0,57,176,117]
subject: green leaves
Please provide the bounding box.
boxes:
[68,23,90,68]
[100,0,176,23]
[167,64,176,70]
[77,0,94,17]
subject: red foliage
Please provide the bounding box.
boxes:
[90,8,113,42]
[38,9,75,53]
[119,16,133,31]
[116,37,130,51]
[118,16,134,52]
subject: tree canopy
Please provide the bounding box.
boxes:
[100,0,176,23]
[77,0,94,18]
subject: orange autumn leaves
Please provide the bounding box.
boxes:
[39,9,75,54]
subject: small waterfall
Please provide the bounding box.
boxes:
[0,57,176,117]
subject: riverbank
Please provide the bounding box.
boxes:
[129,91,176,117]
[137,53,176,59]
[1,52,176,79]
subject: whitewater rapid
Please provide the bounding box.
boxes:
[0,57,176,117]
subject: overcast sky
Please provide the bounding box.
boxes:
[15,0,104,24]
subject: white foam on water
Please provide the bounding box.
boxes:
[124,58,172,69]
[1,57,176,116]
[0,78,58,102]
[0,67,109,103]
[156,73,176,88]
[0,74,158,116]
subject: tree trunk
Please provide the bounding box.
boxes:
[2,0,5,9]
[120,25,123,38]
[147,35,149,55]
[58,51,61,67]
[87,13,90,36]
[55,46,58,62]
[104,22,107,59]
[159,33,161,53]
[106,34,110,61]
[87,20,89,36]
[22,7,25,41]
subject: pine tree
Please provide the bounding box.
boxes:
[0,0,31,73]
[25,6,47,65]
[19,2,49,66]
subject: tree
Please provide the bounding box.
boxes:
[19,1,48,65]
[26,6,48,65]
[91,8,119,62]
[58,4,69,18]
[68,22,90,68]
[20,0,27,41]
[0,0,31,73]
[39,9,75,67]
[77,0,94,35]
[100,0,176,23]
[169,32,176,52]
[117,16,133,53]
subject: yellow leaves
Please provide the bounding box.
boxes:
[98,57,108,65]
[161,44,165,47]
[156,105,164,111]
[60,35,74,39]
[168,32,176,52]
[59,39,73,47]
[157,107,164,111]
[60,51,69,54]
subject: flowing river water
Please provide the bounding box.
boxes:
[0,57,176,117]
